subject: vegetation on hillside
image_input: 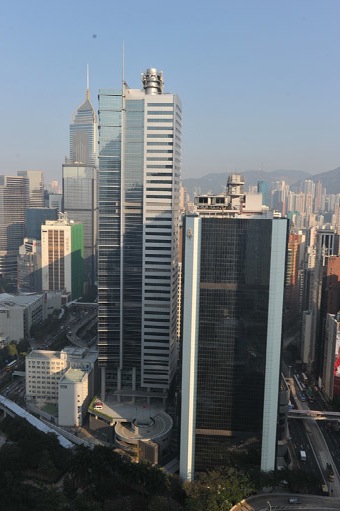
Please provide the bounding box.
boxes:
[0,415,324,510]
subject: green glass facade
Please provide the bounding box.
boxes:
[71,222,84,300]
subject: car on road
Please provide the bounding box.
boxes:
[288,497,301,504]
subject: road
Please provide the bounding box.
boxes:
[231,493,340,511]
[288,376,340,496]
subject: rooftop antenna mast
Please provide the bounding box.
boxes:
[122,41,126,90]
[86,64,90,99]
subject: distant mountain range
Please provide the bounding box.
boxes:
[182,167,340,198]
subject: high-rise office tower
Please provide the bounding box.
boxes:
[0,175,29,280]
[41,214,84,300]
[17,238,42,292]
[63,78,98,287]
[25,208,58,240]
[62,165,97,286]
[180,184,288,480]
[69,77,97,166]
[48,194,63,213]
[97,68,181,401]
[17,170,44,208]
[18,209,57,293]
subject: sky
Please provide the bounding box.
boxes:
[1,0,339,183]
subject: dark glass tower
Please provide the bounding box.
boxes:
[0,175,29,280]
[180,213,288,480]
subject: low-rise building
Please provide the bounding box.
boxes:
[0,292,46,342]
[58,368,89,427]
[25,346,98,426]
[26,350,68,403]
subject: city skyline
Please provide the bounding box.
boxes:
[1,0,340,182]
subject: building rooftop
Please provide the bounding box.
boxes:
[62,347,87,357]
[0,293,44,309]
[60,368,87,383]
[26,350,61,360]
[61,346,98,363]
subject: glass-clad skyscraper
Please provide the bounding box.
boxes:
[17,170,44,208]
[0,175,29,280]
[97,68,181,401]
[62,165,97,285]
[180,212,288,480]
[63,83,98,286]
[69,88,97,166]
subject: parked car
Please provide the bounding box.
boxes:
[288,497,301,504]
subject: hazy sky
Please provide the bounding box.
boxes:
[1,0,339,183]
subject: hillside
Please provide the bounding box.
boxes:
[183,167,340,197]
[291,166,340,194]
[182,169,311,198]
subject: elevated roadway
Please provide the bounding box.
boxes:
[288,409,340,421]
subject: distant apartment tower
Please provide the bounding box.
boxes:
[17,170,45,208]
[180,183,288,480]
[271,180,288,216]
[17,238,42,292]
[41,214,84,300]
[301,225,340,375]
[0,175,29,280]
[284,231,306,329]
[63,82,98,286]
[97,68,181,399]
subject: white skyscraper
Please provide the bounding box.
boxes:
[41,214,84,300]
[97,68,181,402]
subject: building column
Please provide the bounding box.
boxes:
[117,367,122,390]
[132,367,136,391]
[101,366,106,401]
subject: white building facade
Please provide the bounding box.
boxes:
[25,347,97,406]
[58,368,89,427]
[0,293,46,343]
[97,68,181,400]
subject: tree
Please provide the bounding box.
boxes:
[6,341,17,358]
[149,495,183,511]
[184,468,255,511]
[63,474,77,501]
[285,468,320,494]
[17,338,30,355]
